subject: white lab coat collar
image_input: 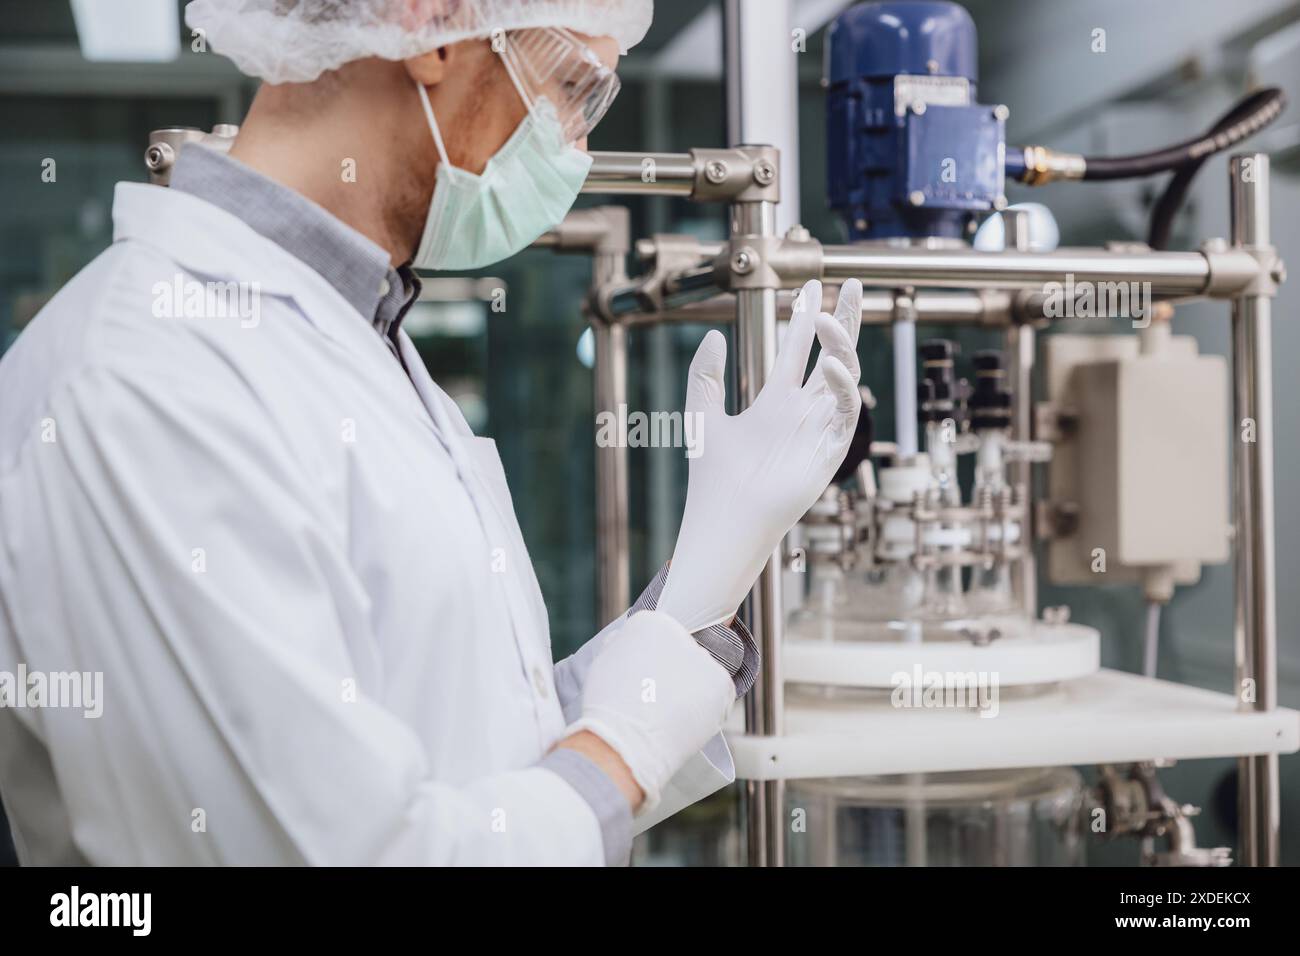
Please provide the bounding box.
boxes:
[111,182,396,373]
[395,330,471,464]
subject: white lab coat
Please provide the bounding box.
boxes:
[0,182,733,866]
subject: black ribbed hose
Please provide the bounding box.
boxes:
[1080,86,1285,183]
[1144,88,1286,249]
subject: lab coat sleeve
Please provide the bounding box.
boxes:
[3,358,607,865]
[553,583,741,835]
[631,563,760,697]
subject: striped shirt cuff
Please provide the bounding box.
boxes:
[538,748,633,867]
[630,564,760,698]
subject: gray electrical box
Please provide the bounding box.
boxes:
[1044,333,1230,587]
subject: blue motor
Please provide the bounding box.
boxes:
[825,0,1006,242]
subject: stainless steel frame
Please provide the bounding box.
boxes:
[572,147,1282,866]
[730,199,786,868]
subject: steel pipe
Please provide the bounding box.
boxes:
[604,287,1014,327]
[590,242,632,627]
[732,198,786,869]
[724,0,795,869]
[1229,154,1280,867]
[583,151,696,196]
[821,244,1216,295]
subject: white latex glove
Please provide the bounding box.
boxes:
[567,610,735,811]
[657,278,863,632]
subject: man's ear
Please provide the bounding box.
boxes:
[404,47,449,87]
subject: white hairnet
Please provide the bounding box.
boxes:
[186,0,653,84]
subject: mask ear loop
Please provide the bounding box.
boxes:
[417,36,537,170]
[497,34,538,115]
[414,80,453,170]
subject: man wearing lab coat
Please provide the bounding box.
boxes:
[0,0,864,865]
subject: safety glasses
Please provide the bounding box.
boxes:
[497,27,621,144]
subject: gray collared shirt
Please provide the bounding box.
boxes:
[170,144,421,351]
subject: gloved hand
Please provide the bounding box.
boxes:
[657,278,863,632]
[567,610,735,811]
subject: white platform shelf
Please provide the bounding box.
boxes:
[783,622,1099,688]
[724,668,1300,781]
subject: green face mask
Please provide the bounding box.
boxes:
[413,80,593,271]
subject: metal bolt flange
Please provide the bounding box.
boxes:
[731,247,757,275]
[144,142,175,172]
